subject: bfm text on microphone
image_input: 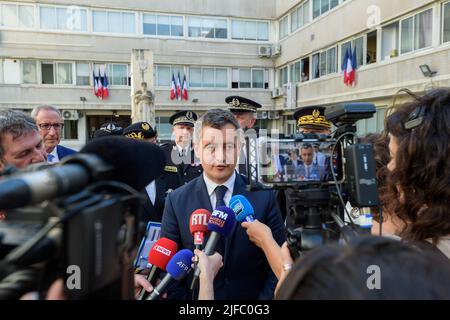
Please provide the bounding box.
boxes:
[137,237,177,300]
[230,195,255,222]
[191,206,236,290]
[0,136,166,211]
[147,249,194,300]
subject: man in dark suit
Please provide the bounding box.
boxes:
[31,105,76,163]
[160,109,285,300]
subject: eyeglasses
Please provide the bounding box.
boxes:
[38,123,64,131]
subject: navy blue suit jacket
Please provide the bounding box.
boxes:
[56,145,77,160]
[161,173,286,300]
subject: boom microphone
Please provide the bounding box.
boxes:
[137,237,177,300]
[147,249,194,300]
[191,206,236,290]
[230,195,255,222]
[0,136,165,211]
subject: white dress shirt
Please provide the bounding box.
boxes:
[203,171,236,209]
[145,180,156,205]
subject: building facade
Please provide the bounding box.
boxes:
[1,0,449,149]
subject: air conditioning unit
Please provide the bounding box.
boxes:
[271,44,281,57]
[257,111,268,120]
[62,110,79,120]
[271,87,283,98]
[258,45,272,58]
[268,111,280,120]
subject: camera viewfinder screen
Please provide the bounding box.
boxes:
[258,140,340,185]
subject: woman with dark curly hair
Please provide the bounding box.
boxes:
[384,88,450,258]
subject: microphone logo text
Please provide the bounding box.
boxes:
[155,245,172,256]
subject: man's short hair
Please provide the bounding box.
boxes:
[30,105,62,119]
[193,109,241,145]
[0,109,38,159]
[300,143,313,151]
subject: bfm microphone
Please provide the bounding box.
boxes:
[189,209,211,290]
[147,249,194,300]
[137,237,177,300]
[191,206,236,290]
[230,195,255,222]
[0,136,166,211]
[189,209,211,250]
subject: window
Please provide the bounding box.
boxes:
[56,62,73,84]
[381,22,399,60]
[155,116,171,141]
[108,64,129,86]
[231,20,269,41]
[93,10,136,34]
[444,2,450,43]
[39,6,87,31]
[62,120,78,140]
[22,60,37,84]
[313,0,339,19]
[189,67,227,88]
[76,63,90,85]
[155,65,185,87]
[188,17,227,39]
[312,47,336,79]
[400,9,432,54]
[341,36,364,70]
[290,1,310,32]
[0,3,34,28]
[143,14,183,37]
[279,67,288,86]
[41,62,54,84]
[232,68,268,89]
[279,15,289,39]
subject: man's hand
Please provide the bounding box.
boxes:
[241,219,273,249]
[134,273,167,300]
[192,250,223,300]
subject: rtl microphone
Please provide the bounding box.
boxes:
[147,249,194,300]
[191,206,236,290]
[189,209,211,250]
[137,237,177,300]
[189,209,211,290]
[230,195,255,222]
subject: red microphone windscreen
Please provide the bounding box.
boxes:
[148,237,178,270]
[189,209,211,235]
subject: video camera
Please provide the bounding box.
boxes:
[247,103,380,258]
[0,136,166,300]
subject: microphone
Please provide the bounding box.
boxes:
[191,206,236,290]
[189,209,211,250]
[147,249,194,300]
[137,237,177,300]
[189,209,211,290]
[230,195,255,222]
[0,136,166,211]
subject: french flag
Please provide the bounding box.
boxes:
[176,72,182,101]
[170,73,176,100]
[99,64,109,99]
[342,46,357,86]
[182,75,188,100]
[93,70,99,97]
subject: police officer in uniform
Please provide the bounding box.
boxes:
[123,122,164,225]
[159,111,203,206]
[284,106,333,228]
[225,95,261,176]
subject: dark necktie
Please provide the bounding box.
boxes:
[214,185,228,209]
